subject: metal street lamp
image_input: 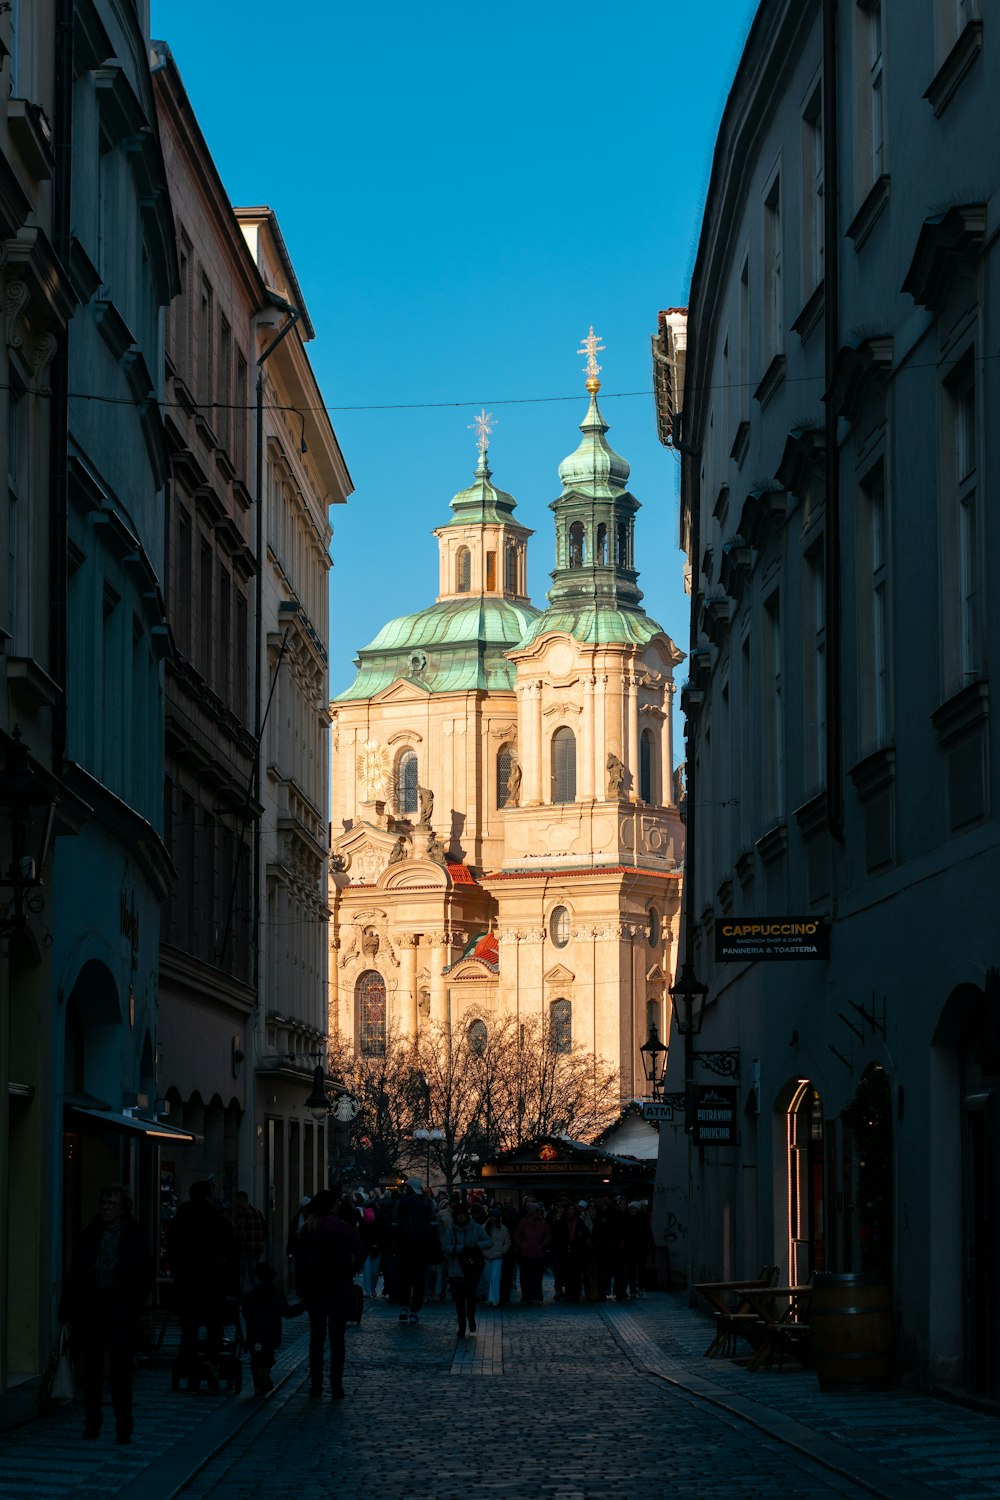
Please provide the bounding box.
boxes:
[669,963,709,1036]
[412,1126,444,1188]
[304,1063,332,1121]
[639,1022,669,1099]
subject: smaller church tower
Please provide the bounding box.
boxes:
[434,410,532,605]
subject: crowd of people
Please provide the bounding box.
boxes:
[58,1175,658,1437]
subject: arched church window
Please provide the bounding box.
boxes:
[357,970,386,1057]
[596,523,608,565]
[550,726,576,804]
[497,743,513,809]
[616,521,630,568]
[549,905,570,948]
[569,521,586,568]
[646,997,661,1035]
[467,1018,488,1055]
[505,543,518,594]
[550,999,572,1054]
[486,551,497,590]
[456,546,471,593]
[395,748,419,815]
[640,727,654,804]
[647,907,659,947]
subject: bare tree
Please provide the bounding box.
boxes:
[328,1021,424,1187]
[483,1015,621,1149]
[413,1020,488,1192]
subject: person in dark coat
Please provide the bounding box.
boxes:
[294,1190,364,1398]
[165,1180,238,1381]
[392,1178,436,1324]
[59,1183,153,1444]
[241,1262,304,1393]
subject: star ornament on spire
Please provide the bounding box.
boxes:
[469,408,495,460]
[578,326,605,391]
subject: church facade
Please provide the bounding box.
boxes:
[329,341,685,1099]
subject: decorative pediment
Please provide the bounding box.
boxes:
[737,482,787,551]
[490,721,518,740]
[332,824,399,887]
[388,729,423,745]
[544,964,576,986]
[372,678,433,704]
[825,337,893,425]
[775,427,824,498]
[645,964,664,984]
[902,203,985,311]
[378,858,449,891]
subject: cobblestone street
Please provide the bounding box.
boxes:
[2,1292,999,1500]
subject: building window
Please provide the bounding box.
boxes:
[859,463,891,751]
[640,727,655,804]
[739,255,751,421]
[550,1000,572,1054]
[568,521,586,567]
[395,748,419,815]
[861,0,885,189]
[763,591,784,817]
[486,550,497,590]
[647,908,659,948]
[549,905,571,948]
[505,543,518,593]
[954,368,980,684]
[802,84,824,294]
[468,1018,488,1056]
[596,523,608,565]
[803,540,827,789]
[357,970,386,1057]
[763,172,783,362]
[646,998,661,1035]
[456,546,471,592]
[616,520,631,568]
[497,743,514,809]
[550,726,576,804]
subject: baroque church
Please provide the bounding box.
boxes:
[328,337,685,1098]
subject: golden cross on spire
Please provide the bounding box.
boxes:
[469,408,495,459]
[578,325,605,392]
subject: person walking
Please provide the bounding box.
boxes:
[482,1206,511,1307]
[359,1205,384,1298]
[513,1201,552,1304]
[59,1184,153,1444]
[241,1262,304,1393]
[392,1178,436,1325]
[165,1180,238,1383]
[293,1191,364,1398]
[552,1200,590,1303]
[440,1202,491,1337]
[233,1190,268,1291]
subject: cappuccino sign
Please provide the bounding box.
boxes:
[715,916,830,962]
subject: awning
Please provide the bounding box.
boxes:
[67,1105,200,1144]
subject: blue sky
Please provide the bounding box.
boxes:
[151,1,758,745]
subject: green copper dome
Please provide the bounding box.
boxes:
[335,595,540,700]
[442,453,520,528]
[516,600,668,652]
[557,391,631,497]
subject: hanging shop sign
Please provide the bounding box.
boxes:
[715,917,830,962]
[691,1085,739,1145]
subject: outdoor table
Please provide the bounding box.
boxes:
[740,1284,813,1372]
[691,1279,776,1357]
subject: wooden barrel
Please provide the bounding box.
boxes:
[810,1273,895,1390]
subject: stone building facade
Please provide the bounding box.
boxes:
[330,356,684,1099]
[665,0,1000,1400]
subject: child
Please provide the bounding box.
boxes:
[242,1262,304,1393]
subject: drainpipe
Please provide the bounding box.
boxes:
[252,297,300,996]
[823,0,844,842]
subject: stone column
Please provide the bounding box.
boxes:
[399,934,419,1038]
[523,683,540,805]
[535,682,545,803]
[581,675,595,800]
[664,682,676,804]
[429,935,447,1025]
[627,671,640,800]
[595,675,607,795]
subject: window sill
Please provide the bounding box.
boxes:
[7,97,55,182]
[931,679,989,747]
[849,744,896,801]
[755,821,788,865]
[753,354,786,410]
[925,20,983,118]
[793,790,828,836]
[730,420,751,470]
[791,279,824,342]
[846,174,890,251]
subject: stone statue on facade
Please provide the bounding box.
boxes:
[427,833,447,866]
[505,753,522,808]
[418,785,434,828]
[606,752,627,799]
[388,834,409,864]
